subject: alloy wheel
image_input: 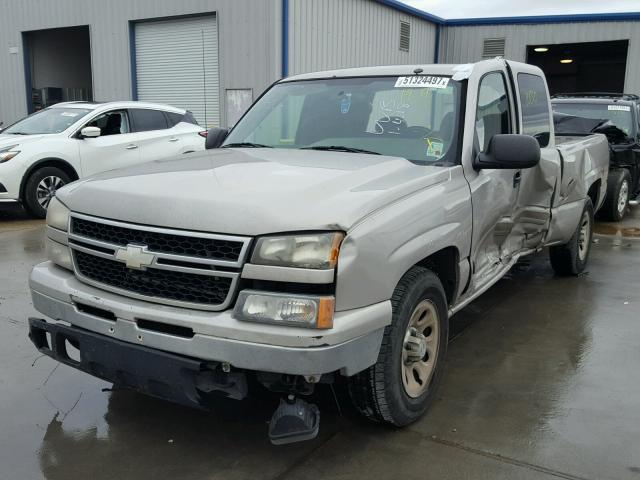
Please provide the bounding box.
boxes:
[36,176,65,209]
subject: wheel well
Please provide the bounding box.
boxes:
[415,246,459,306]
[587,179,601,207]
[19,159,79,201]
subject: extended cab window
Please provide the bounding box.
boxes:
[518,73,551,147]
[130,108,169,132]
[224,76,462,165]
[475,72,511,153]
[86,110,130,136]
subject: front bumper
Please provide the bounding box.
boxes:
[29,317,248,409]
[30,261,391,376]
[0,157,25,200]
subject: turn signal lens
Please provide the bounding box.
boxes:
[46,197,70,231]
[46,237,73,271]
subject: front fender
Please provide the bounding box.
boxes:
[335,166,472,311]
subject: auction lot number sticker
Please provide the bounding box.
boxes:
[395,76,450,89]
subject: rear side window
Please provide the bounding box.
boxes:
[518,73,551,147]
[130,109,169,132]
[164,111,184,127]
[183,111,199,125]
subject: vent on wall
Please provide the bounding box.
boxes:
[399,21,411,52]
[482,38,506,58]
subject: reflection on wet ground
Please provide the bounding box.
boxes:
[594,201,640,237]
[1,203,640,479]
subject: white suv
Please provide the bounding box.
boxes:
[0,101,205,217]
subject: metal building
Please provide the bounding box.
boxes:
[0,0,439,128]
[1,1,640,129]
[440,13,640,95]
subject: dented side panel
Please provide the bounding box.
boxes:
[544,134,610,244]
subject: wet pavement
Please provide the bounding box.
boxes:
[1,201,639,480]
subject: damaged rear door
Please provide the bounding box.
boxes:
[508,62,558,250]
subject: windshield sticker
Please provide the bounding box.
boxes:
[339,93,352,114]
[60,112,80,117]
[608,105,630,112]
[373,99,409,135]
[425,138,444,158]
[394,76,449,89]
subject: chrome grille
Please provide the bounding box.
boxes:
[71,216,244,262]
[68,213,251,311]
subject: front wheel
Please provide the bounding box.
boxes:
[23,166,71,219]
[549,199,594,276]
[348,266,448,426]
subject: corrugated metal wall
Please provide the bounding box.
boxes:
[441,22,640,92]
[0,0,281,126]
[288,0,438,75]
[135,16,220,127]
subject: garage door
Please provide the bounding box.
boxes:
[135,15,220,127]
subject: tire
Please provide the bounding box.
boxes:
[23,166,71,219]
[549,199,594,276]
[348,266,449,426]
[600,169,631,222]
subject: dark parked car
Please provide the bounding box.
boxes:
[552,93,640,221]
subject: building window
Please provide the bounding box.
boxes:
[399,21,411,52]
[482,38,506,58]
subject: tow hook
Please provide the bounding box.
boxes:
[268,394,320,445]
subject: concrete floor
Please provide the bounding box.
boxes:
[1,202,639,480]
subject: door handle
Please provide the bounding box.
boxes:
[513,171,521,188]
[126,144,138,150]
[168,137,179,142]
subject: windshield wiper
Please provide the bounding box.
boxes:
[222,142,272,148]
[301,145,381,155]
[7,132,29,135]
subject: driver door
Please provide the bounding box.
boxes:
[464,70,522,287]
[77,110,141,176]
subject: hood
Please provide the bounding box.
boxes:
[0,133,47,149]
[57,148,450,236]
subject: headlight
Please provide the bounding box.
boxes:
[234,290,334,329]
[46,197,70,231]
[251,232,343,269]
[0,145,19,163]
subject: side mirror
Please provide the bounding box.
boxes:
[474,134,540,170]
[205,127,229,149]
[80,126,101,138]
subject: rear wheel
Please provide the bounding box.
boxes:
[601,169,631,222]
[23,166,71,218]
[348,266,448,426]
[549,199,594,276]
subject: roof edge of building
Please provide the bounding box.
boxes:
[373,0,446,24]
[444,11,640,26]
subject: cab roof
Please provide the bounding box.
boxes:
[282,64,468,82]
[281,60,538,83]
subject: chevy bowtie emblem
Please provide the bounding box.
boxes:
[115,244,155,270]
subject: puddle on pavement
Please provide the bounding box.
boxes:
[593,224,640,237]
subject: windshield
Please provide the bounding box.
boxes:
[224,76,461,164]
[3,107,92,135]
[551,102,634,136]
